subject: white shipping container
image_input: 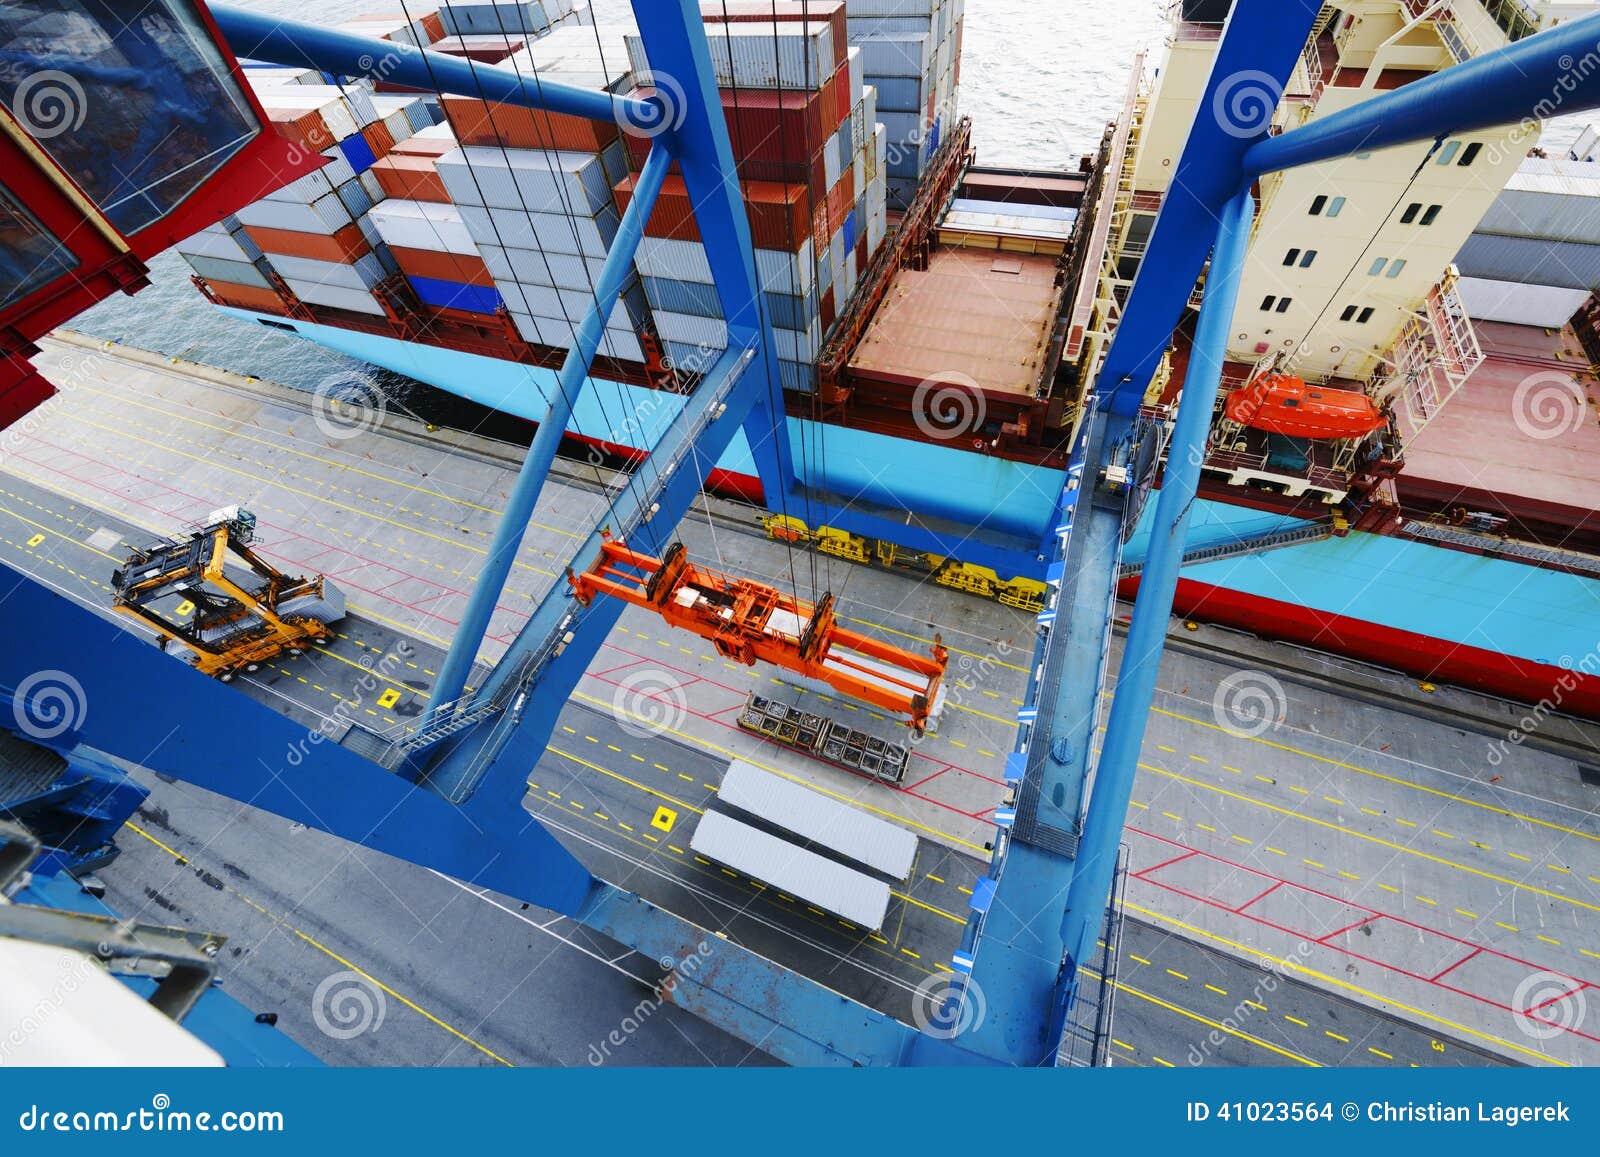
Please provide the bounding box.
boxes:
[368,199,482,256]
[234,192,352,235]
[269,252,386,290]
[265,164,338,206]
[436,146,615,216]
[652,309,729,348]
[853,146,866,201]
[855,34,931,79]
[282,278,386,316]
[845,0,938,16]
[774,320,821,363]
[457,204,619,258]
[176,225,259,263]
[482,247,609,291]
[510,311,644,361]
[184,254,271,290]
[629,23,834,90]
[1455,276,1591,326]
[636,237,815,297]
[847,45,864,104]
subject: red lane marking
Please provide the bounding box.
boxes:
[1316,914,1380,943]
[1432,947,1481,983]
[1234,881,1281,914]
[1133,849,1200,879]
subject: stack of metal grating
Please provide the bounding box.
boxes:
[847,0,962,211]
[621,1,889,392]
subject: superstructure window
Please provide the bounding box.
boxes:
[1420,204,1442,225]
[1459,142,1483,166]
[1284,248,1300,266]
[1300,249,1317,267]
[1276,297,1292,313]
[1436,141,1462,165]
[1309,195,1345,217]
[1357,306,1374,323]
[1401,202,1421,224]
[1262,295,1276,310]
[1340,304,1376,323]
[1386,258,1407,278]
[1368,257,1388,276]
[1402,202,1443,225]
[1341,305,1357,322]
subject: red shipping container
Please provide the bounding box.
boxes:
[245,222,371,263]
[392,134,457,158]
[432,36,523,64]
[372,154,452,203]
[820,61,851,130]
[204,279,288,313]
[421,10,445,42]
[824,169,854,230]
[820,285,836,331]
[389,245,496,288]
[701,2,847,71]
[362,119,395,161]
[266,107,335,154]
[617,174,811,251]
[855,235,868,270]
[443,96,619,152]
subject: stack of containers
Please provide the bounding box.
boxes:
[432,28,648,361]
[620,2,886,391]
[846,0,961,210]
[174,216,283,312]
[181,74,431,317]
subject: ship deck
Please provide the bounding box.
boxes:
[846,247,1060,397]
[1398,320,1600,551]
[2,333,1596,1067]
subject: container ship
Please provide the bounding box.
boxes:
[140,0,1600,721]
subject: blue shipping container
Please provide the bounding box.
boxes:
[338,133,377,175]
[408,276,503,315]
[842,211,858,255]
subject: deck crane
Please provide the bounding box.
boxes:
[569,535,949,733]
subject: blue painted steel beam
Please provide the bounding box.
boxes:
[1060,190,1253,985]
[1095,0,1322,416]
[0,569,602,916]
[210,4,657,128]
[426,142,673,720]
[1244,11,1600,177]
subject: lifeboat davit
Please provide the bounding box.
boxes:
[1224,372,1387,440]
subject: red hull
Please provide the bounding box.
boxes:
[1118,574,1600,720]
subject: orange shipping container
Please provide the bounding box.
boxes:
[617,174,811,252]
[421,10,445,42]
[392,134,457,158]
[389,245,496,288]
[362,119,395,160]
[442,96,619,152]
[204,279,288,313]
[371,154,452,203]
[266,107,335,154]
[244,222,372,263]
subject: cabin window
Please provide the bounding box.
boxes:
[1401,202,1421,224]
[1340,305,1357,322]
[1309,195,1326,215]
[1386,258,1407,278]
[1436,141,1462,165]
[1282,399,1300,408]
[1459,142,1483,166]
[1326,196,1346,217]
[1276,297,1292,313]
[1309,195,1346,217]
[1420,204,1442,225]
[1300,249,1317,267]
[1357,306,1375,323]
[1368,257,1389,276]
[1261,295,1277,310]
[1284,248,1301,266]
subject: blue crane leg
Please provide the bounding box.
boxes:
[426,142,674,720]
[1059,189,1255,977]
[1245,12,1600,177]
[209,4,656,128]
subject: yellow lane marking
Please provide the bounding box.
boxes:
[1110,981,1315,1068]
[124,823,511,1066]
[1285,1015,1309,1028]
[1149,703,1600,848]
[1125,901,1568,1066]
[1325,1030,1349,1044]
[1166,968,1188,981]
[1140,763,1600,916]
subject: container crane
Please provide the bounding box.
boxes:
[568,534,949,732]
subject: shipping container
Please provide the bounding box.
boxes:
[175,224,263,264]
[390,245,496,287]
[245,222,371,264]
[480,246,611,290]
[442,96,620,152]
[689,811,891,931]
[183,254,272,291]
[281,278,386,316]
[440,1,564,37]
[437,146,617,216]
[458,204,620,258]
[1456,232,1600,290]
[1478,157,1600,245]
[235,192,354,236]
[202,279,288,313]
[717,758,916,880]
[854,34,930,79]
[367,198,482,256]
[1455,275,1591,326]
[269,252,387,291]
[703,1,848,63]
[629,22,835,90]
[372,154,453,203]
[407,275,504,314]
[617,174,811,251]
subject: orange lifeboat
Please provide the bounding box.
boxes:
[1224,372,1387,440]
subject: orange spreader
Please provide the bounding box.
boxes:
[1224,372,1387,440]
[569,535,950,732]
